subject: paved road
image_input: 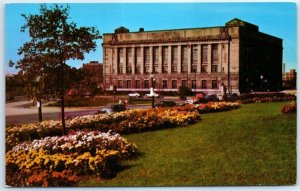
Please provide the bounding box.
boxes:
[5,101,152,126]
[6,101,103,126]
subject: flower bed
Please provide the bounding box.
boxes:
[6,106,200,150]
[196,102,240,113]
[239,95,296,104]
[6,131,137,186]
[281,101,297,113]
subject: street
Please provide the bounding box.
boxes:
[5,100,153,126]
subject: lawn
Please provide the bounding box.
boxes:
[80,102,296,186]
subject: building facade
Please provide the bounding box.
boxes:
[103,18,282,94]
[282,69,296,89]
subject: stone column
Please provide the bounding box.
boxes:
[177,45,181,73]
[114,48,118,74]
[132,47,135,74]
[141,46,144,74]
[207,44,212,73]
[168,45,172,74]
[123,47,127,74]
[197,44,201,73]
[159,46,162,74]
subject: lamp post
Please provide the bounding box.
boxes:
[260,75,264,92]
[150,73,155,108]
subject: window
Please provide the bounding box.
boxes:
[144,47,150,74]
[192,80,197,89]
[201,45,208,64]
[144,80,149,88]
[153,47,159,73]
[181,46,188,73]
[126,48,132,74]
[212,65,218,73]
[202,80,207,89]
[162,46,168,73]
[162,80,168,89]
[212,44,218,63]
[135,48,142,74]
[212,80,218,89]
[118,80,122,88]
[192,45,198,73]
[126,80,131,88]
[201,66,207,73]
[171,46,178,73]
[135,80,140,88]
[118,48,124,74]
[172,80,177,89]
[182,80,187,87]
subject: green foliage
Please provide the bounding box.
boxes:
[178,86,193,99]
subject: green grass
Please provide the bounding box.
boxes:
[79,102,296,186]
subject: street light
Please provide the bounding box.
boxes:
[260,75,264,91]
[150,73,155,108]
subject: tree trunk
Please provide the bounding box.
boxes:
[38,98,42,122]
[61,62,66,135]
[61,94,66,135]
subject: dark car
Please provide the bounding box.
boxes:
[194,94,219,104]
[154,101,177,108]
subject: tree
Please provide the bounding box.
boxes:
[178,86,193,100]
[12,4,100,134]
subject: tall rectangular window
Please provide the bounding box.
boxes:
[181,46,188,73]
[171,46,178,73]
[135,47,142,74]
[201,45,208,64]
[144,80,149,88]
[201,45,208,73]
[117,80,123,88]
[162,80,168,89]
[162,46,168,73]
[135,80,140,88]
[212,80,218,89]
[153,47,159,73]
[172,80,177,89]
[182,80,187,87]
[192,80,197,89]
[212,44,219,63]
[144,47,150,74]
[126,48,132,74]
[191,45,198,73]
[202,80,207,89]
[118,48,124,74]
[126,80,131,88]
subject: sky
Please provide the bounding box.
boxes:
[4,2,297,74]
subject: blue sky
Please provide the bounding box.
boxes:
[5,2,297,74]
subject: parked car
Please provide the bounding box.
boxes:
[128,92,140,98]
[144,93,161,98]
[194,94,219,104]
[97,104,126,114]
[155,100,177,108]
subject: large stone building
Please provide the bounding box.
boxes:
[103,18,282,94]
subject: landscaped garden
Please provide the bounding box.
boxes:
[6,101,296,186]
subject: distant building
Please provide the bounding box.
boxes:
[82,61,103,88]
[283,69,296,89]
[103,18,283,94]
